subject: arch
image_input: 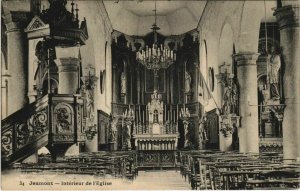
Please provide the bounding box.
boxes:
[200,40,208,81]
[219,22,234,67]
[237,1,265,53]
[42,78,58,95]
[218,16,237,48]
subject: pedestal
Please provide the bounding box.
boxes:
[264,122,273,137]
[220,134,232,151]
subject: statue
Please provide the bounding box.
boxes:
[230,78,238,114]
[125,121,132,149]
[85,88,94,119]
[121,72,126,94]
[110,116,118,142]
[185,71,192,93]
[198,115,208,143]
[221,76,238,114]
[267,46,281,100]
[153,110,159,123]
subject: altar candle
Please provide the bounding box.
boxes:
[177,105,179,122]
[173,108,175,122]
[139,105,141,122]
[164,105,166,122]
[170,105,172,122]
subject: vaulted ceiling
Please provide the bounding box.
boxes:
[104,1,207,36]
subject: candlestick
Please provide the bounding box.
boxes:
[173,108,175,122]
[170,105,172,122]
[139,105,141,122]
[177,104,179,122]
[164,105,166,122]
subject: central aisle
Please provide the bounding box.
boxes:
[128,170,190,190]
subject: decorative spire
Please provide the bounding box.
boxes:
[71,1,75,19]
[75,4,79,23]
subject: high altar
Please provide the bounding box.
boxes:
[133,90,179,151]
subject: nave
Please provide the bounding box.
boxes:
[1,0,300,190]
[2,150,300,190]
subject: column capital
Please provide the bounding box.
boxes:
[234,52,260,66]
[2,11,30,32]
[274,5,299,30]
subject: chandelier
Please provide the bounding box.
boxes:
[136,0,176,70]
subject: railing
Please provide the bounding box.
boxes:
[1,94,86,165]
[1,95,50,164]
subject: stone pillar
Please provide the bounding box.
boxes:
[235,53,260,153]
[112,64,119,103]
[54,47,80,94]
[3,12,29,115]
[274,5,300,161]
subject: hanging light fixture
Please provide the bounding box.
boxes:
[136,0,176,70]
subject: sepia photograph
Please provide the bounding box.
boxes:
[0,0,299,190]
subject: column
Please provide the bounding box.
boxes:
[112,64,119,103]
[235,53,260,153]
[274,5,300,161]
[54,47,80,94]
[3,12,29,115]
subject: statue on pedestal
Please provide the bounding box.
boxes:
[125,121,132,149]
[198,115,208,144]
[185,71,192,93]
[85,88,94,120]
[110,116,118,142]
[221,75,238,114]
[267,46,281,100]
[121,72,126,94]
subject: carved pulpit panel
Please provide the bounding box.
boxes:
[53,103,74,135]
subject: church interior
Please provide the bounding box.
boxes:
[1,0,299,190]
